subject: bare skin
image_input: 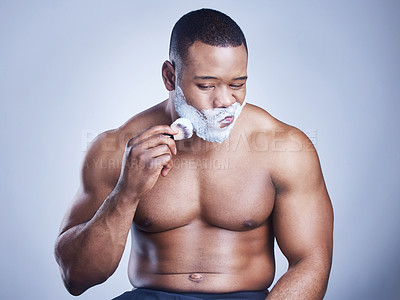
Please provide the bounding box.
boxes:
[55,42,333,299]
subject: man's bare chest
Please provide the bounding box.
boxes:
[133,149,275,233]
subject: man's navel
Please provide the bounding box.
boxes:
[188,273,204,282]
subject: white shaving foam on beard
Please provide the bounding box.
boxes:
[174,86,246,143]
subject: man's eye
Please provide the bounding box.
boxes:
[198,85,214,89]
[230,84,244,89]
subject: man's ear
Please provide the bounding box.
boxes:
[162,61,176,91]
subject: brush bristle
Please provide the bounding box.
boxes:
[171,118,193,140]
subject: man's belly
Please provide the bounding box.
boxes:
[127,219,275,293]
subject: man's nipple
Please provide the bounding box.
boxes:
[188,273,204,282]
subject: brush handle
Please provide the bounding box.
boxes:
[163,133,174,140]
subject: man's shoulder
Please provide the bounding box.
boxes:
[241,103,316,157]
[244,103,320,187]
[118,100,170,137]
[243,103,305,142]
[242,103,284,131]
[82,101,168,174]
[94,100,169,150]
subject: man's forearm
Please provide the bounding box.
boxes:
[55,190,138,295]
[266,255,331,300]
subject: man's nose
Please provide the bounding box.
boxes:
[213,86,236,108]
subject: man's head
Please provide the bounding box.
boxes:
[162,8,248,143]
[169,8,248,77]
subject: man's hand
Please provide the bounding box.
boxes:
[115,125,178,199]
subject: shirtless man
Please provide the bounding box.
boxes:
[55,9,333,300]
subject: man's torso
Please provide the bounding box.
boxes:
[101,102,293,293]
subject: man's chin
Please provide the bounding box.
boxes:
[195,128,232,143]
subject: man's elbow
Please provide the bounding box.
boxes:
[63,273,102,296]
[289,252,332,297]
[309,250,332,275]
[60,265,109,296]
[310,253,332,297]
[315,248,333,274]
[290,250,333,279]
[54,241,108,296]
[63,276,87,296]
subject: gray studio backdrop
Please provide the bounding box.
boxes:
[1,0,399,299]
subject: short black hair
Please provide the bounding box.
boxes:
[169,8,247,69]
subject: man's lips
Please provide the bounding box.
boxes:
[219,115,235,128]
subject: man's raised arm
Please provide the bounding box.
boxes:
[268,129,333,300]
[54,125,177,295]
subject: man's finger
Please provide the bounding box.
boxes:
[145,144,173,160]
[148,154,172,170]
[140,133,177,156]
[137,125,178,141]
